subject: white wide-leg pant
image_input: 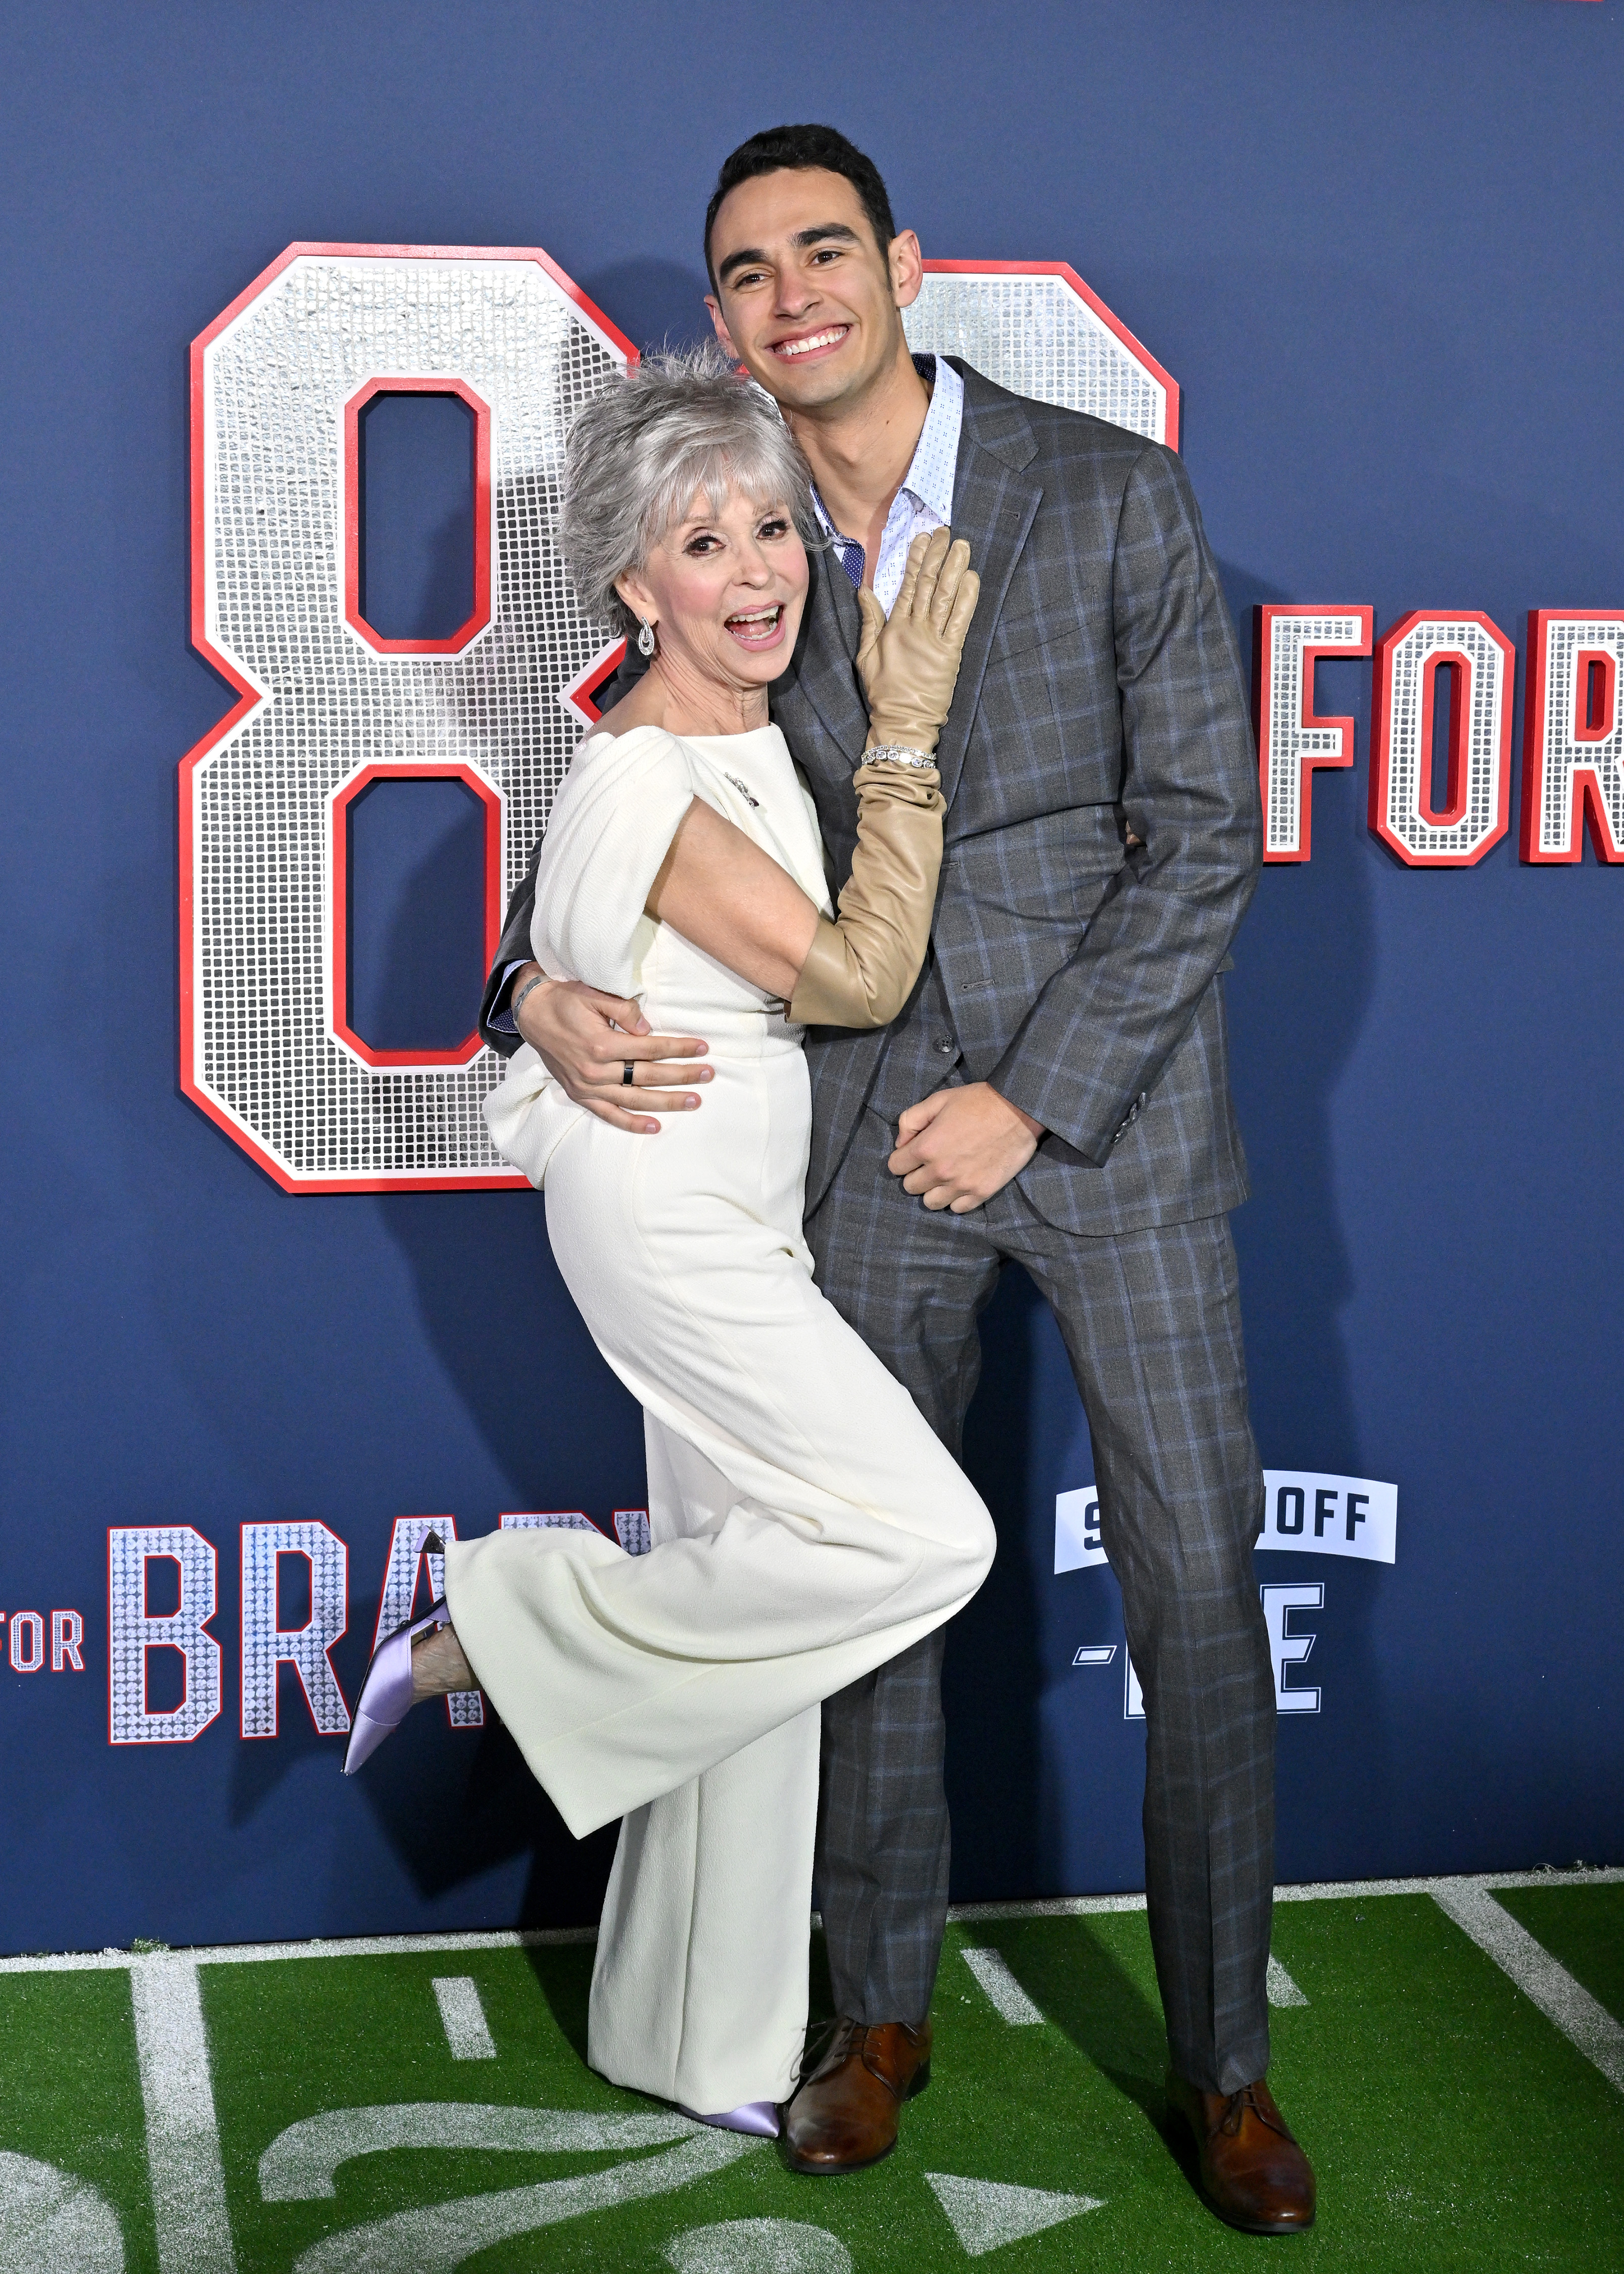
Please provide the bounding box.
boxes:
[450,1011,994,2112]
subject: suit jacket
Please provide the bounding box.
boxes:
[481,361,1260,1238]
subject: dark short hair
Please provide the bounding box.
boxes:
[704,124,897,293]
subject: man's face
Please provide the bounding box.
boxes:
[706,168,922,415]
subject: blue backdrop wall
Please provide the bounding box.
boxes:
[2,0,1619,1956]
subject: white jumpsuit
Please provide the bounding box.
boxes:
[455,721,994,2115]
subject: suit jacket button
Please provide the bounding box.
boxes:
[934,1036,956,1055]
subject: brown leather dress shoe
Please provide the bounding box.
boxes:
[781,2018,932,2174]
[1166,2073,1316,2234]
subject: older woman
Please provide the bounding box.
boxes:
[344,348,993,2133]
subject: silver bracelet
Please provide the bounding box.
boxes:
[511,974,547,1021]
[858,743,937,773]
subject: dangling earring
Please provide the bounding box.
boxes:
[636,618,656,658]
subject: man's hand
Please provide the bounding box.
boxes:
[510,963,712,1134]
[888,1082,1043,1212]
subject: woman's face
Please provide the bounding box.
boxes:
[616,485,808,694]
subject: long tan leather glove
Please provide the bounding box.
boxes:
[788,530,978,1028]
[856,525,980,755]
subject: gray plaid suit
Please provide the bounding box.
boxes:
[484,363,1275,2096]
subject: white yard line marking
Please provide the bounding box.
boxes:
[1428,1882,1624,2095]
[960,1947,1046,2025]
[130,1955,236,2274]
[1266,1954,1309,2007]
[1,1869,1615,1976]
[433,1976,497,2060]
[0,1923,595,1976]
[950,1865,1623,1924]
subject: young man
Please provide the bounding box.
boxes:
[485,125,1314,2232]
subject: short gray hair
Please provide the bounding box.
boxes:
[560,342,821,635]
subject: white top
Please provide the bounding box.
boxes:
[484,722,830,1186]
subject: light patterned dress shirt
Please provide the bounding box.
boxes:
[811,356,964,616]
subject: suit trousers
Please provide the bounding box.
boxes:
[807,1104,1275,2096]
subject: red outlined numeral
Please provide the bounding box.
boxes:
[327,760,504,1069]
[909,261,1177,449]
[181,243,635,1192]
[559,640,628,729]
[342,376,493,656]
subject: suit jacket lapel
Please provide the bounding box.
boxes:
[775,545,868,780]
[777,365,1041,802]
[933,365,1042,813]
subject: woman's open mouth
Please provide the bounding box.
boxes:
[724,604,787,650]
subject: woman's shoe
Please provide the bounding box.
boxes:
[342,1601,453,1775]
[679,2102,781,2139]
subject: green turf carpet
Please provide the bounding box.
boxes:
[0,1881,1619,2270]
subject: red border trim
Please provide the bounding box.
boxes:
[1368,611,1515,868]
[1573,651,1618,745]
[1253,605,1374,863]
[921,259,1180,451]
[343,377,492,655]
[559,639,629,728]
[1415,649,1473,829]
[182,244,634,1193]
[329,762,503,1068]
[1519,609,1624,864]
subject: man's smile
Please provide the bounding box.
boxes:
[769,324,851,363]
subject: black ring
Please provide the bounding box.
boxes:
[622,1062,635,1086]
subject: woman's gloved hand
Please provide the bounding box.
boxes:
[855,527,980,757]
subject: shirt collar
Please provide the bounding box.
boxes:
[810,354,964,542]
[899,353,962,524]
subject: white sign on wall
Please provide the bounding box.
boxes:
[1054,1487,1106,1574]
[1256,1471,1397,1564]
[1056,1469,1397,1575]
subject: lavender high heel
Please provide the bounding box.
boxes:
[342,1599,453,1775]
[679,2102,781,2139]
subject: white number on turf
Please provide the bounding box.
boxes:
[259,2102,692,2199]
[283,2124,761,2273]
[0,2152,124,2272]
[666,2220,852,2273]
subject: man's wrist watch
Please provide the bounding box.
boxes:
[859,742,937,773]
